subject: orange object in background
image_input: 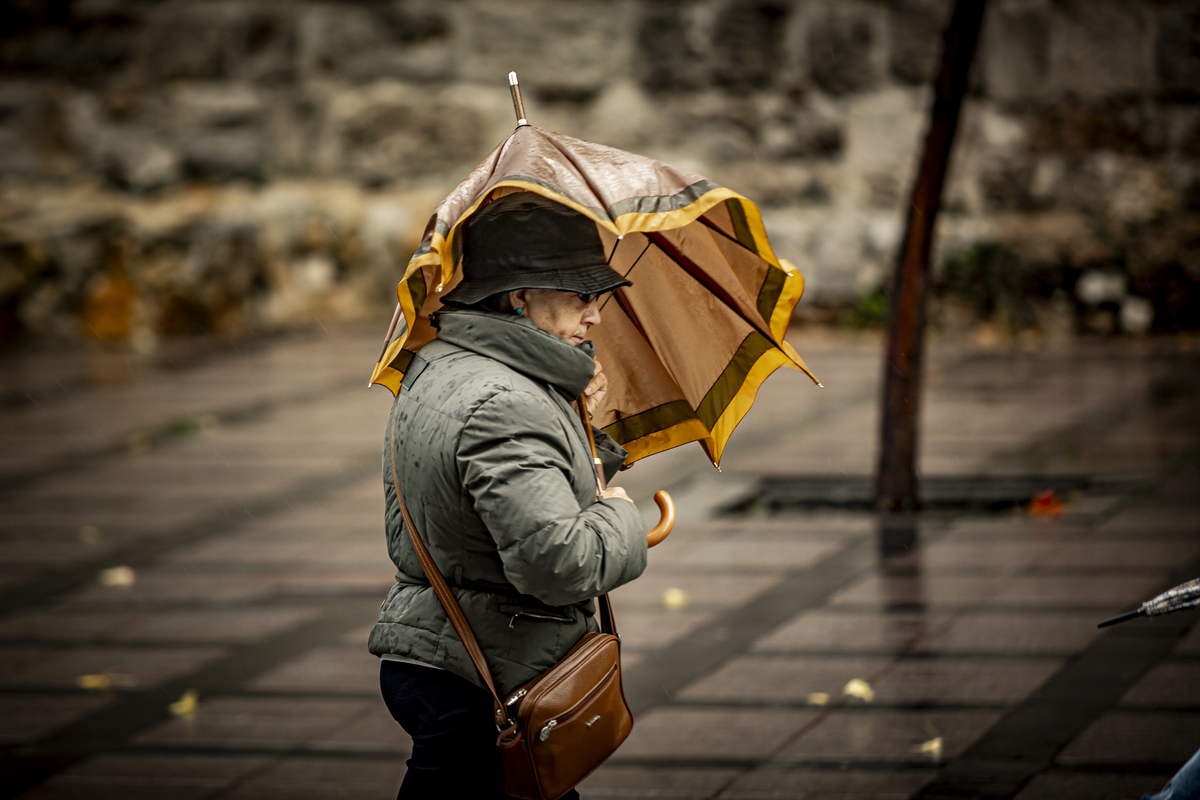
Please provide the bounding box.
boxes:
[1028,489,1065,518]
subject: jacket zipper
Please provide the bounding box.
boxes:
[537,662,619,742]
[508,610,573,629]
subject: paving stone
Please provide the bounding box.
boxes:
[0,608,319,644]
[922,540,1048,572]
[776,709,1004,763]
[721,767,936,798]
[990,575,1167,609]
[606,609,715,652]
[916,611,1103,655]
[0,540,125,568]
[166,533,385,568]
[618,707,820,760]
[20,753,270,800]
[248,647,379,695]
[1174,624,1200,655]
[0,694,111,744]
[1098,507,1200,536]
[677,655,894,703]
[267,569,394,598]
[0,612,133,642]
[308,701,411,754]
[829,576,1008,608]
[871,656,1065,705]
[1057,711,1200,765]
[219,757,406,800]
[609,571,782,610]
[59,572,275,608]
[340,624,377,645]
[673,538,846,571]
[941,517,1091,541]
[580,766,740,798]
[754,610,951,654]
[1012,771,1172,800]
[1036,540,1200,569]
[0,646,225,690]
[1120,662,1200,708]
[136,696,376,750]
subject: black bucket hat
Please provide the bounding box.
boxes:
[439,192,632,307]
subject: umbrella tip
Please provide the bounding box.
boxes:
[508,72,529,127]
[817,383,824,388]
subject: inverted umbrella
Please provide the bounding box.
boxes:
[1098,577,1200,628]
[370,74,819,472]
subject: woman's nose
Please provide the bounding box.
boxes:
[582,299,601,326]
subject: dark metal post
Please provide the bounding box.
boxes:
[875,0,988,513]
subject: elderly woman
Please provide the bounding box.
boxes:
[369,192,648,798]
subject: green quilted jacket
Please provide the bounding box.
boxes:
[368,309,647,696]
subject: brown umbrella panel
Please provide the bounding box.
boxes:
[369,125,819,467]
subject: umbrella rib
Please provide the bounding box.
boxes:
[644,231,778,344]
[601,238,654,312]
[695,214,758,253]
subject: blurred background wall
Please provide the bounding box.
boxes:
[0,0,1197,351]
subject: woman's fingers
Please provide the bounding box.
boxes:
[585,361,607,415]
[600,486,633,503]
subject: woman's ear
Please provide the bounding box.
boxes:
[507,289,527,313]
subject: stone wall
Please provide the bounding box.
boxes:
[1,0,1198,347]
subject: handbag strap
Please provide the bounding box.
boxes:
[387,396,617,745]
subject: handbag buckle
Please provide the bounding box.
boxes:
[496,717,521,748]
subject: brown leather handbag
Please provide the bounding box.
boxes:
[387,402,633,800]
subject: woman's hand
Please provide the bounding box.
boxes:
[584,360,607,417]
[600,486,633,503]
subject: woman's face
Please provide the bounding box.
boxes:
[508,289,601,346]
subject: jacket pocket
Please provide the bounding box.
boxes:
[499,603,575,629]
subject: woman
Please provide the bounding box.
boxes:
[370,192,648,798]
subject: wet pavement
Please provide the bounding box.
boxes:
[0,328,1197,799]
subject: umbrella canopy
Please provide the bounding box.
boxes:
[1098,577,1200,628]
[369,125,819,467]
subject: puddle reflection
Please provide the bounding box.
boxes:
[878,514,929,649]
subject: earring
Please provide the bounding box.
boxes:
[515,308,523,315]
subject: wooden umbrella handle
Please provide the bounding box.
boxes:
[647,491,675,547]
[577,395,674,548]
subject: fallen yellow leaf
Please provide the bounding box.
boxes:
[919,736,943,760]
[661,587,690,610]
[843,678,874,703]
[98,566,136,587]
[169,689,198,717]
[76,670,138,692]
[807,692,829,706]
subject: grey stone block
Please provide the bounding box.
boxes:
[889,0,952,86]
[982,8,1050,102]
[808,5,883,96]
[1156,8,1200,97]
[711,1,791,91]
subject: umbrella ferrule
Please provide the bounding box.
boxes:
[508,72,529,127]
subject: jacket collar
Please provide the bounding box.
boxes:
[434,310,596,398]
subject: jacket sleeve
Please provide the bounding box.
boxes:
[456,390,647,607]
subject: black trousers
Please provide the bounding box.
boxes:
[380,660,581,800]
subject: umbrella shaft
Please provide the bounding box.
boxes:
[1097,608,1144,628]
[508,72,528,126]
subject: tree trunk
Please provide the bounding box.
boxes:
[875,0,988,513]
